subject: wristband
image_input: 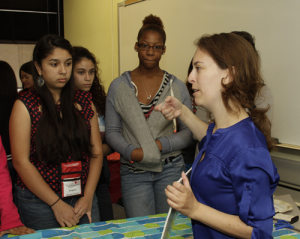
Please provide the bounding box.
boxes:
[50,198,61,207]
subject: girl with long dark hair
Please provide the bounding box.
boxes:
[73,46,113,221]
[0,61,18,185]
[9,35,103,230]
[0,61,34,237]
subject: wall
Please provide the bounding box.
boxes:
[118,0,300,146]
[64,0,123,92]
[65,0,300,145]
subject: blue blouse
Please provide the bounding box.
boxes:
[190,117,279,239]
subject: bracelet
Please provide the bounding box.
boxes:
[50,198,61,207]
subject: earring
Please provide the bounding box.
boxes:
[37,75,45,87]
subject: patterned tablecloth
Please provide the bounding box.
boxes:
[273,228,300,239]
[3,213,300,239]
[2,213,192,239]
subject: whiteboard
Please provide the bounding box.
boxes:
[118,0,300,146]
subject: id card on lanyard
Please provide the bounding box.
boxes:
[60,161,83,198]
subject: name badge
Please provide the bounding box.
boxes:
[60,161,83,198]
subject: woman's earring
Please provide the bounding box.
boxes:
[37,75,45,87]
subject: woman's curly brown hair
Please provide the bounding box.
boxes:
[137,14,166,44]
[73,46,106,116]
[196,33,273,151]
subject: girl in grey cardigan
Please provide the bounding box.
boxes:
[106,14,193,218]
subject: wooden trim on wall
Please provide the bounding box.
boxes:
[276,144,300,151]
[125,0,145,6]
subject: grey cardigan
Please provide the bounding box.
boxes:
[105,71,193,172]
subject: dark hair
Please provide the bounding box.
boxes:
[19,61,33,79]
[185,59,193,97]
[231,31,263,82]
[137,14,166,44]
[0,61,18,98]
[196,33,273,151]
[73,46,106,116]
[33,35,92,165]
[231,31,256,51]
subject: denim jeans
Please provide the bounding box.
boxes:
[15,186,100,230]
[120,154,185,218]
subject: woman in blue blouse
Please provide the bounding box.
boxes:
[155,33,279,239]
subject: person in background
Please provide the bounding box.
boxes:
[0,61,18,194]
[231,31,274,122]
[155,33,279,238]
[182,60,197,172]
[185,60,211,161]
[106,14,193,218]
[73,46,114,221]
[19,61,35,94]
[185,59,210,124]
[0,136,35,237]
[10,35,103,230]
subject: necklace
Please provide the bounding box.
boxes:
[140,76,159,102]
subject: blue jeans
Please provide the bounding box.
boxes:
[15,186,100,230]
[121,154,185,218]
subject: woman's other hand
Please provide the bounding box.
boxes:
[0,226,35,237]
[52,199,79,227]
[165,171,200,218]
[154,96,183,120]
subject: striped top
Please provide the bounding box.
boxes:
[140,72,169,119]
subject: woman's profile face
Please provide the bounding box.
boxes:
[134,30,166,69]
[35,47,72,93]
[188,48,228,110]
[20,70,34,89]
[73,58,95,91]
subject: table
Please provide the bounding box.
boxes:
[2,213,192,239]
[273,228,300,238]
[3,214,300,238]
